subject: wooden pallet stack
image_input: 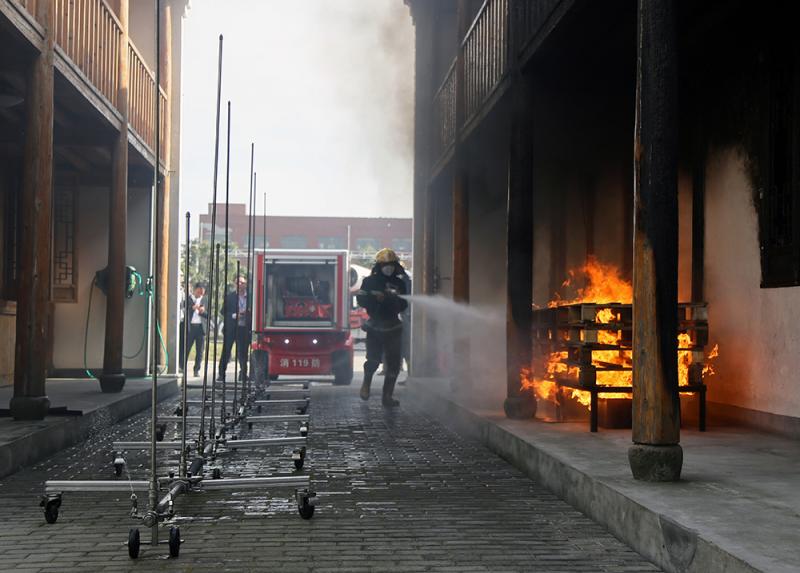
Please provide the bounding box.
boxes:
[531,302,710,432]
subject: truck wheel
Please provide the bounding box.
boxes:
[332,351,353,386]
[251,350,268,386]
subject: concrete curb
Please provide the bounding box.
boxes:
[0,379,178,479]
[407,384,763,573]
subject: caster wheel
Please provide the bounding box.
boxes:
[114,462,124,477]
[43,500,59,524]
[293,447,306,470]
[212,468,222,479]
[298,497,315,519]
[128,528,141,559]
[168,526,181,558]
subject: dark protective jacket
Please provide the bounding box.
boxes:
[357,264,409,330]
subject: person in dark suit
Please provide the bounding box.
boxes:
[218,275,251,381]
[183,282,208,377]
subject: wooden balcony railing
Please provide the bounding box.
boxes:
[432,60,457,164]
[431,0,565,170]
[516,0,561,54]
[53,0,122,109]
[463,0,508,125]
[129,42,167,162]
[16,0,166,165]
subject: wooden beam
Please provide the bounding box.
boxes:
[99,0,129,393]
[409,0,437,377]
[629,0,682,481]
[10,0,53,420]
[503,6,536,419]
[156,1,172,368]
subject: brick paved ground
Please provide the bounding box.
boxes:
[0,370,660,572]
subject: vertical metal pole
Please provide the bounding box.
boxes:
[244,147,255,398]
[246,173,257,398]
[210,244,220,443]
[150,0,162,546]
[222,101,231,425]
[180,212,190,477]
[199,35,224,453]
[233,259,241,411]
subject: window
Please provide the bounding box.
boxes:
[280,235,307,249]
[760,49,800,287]
[52,187,78,302]
[355,238,378,253]
[263,261,336,327]
[318,236,345,249]
[391,238,412,254]
[0,166,19,301]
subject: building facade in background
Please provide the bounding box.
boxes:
[199,204,412,267]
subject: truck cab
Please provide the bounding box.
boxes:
[250,249,354,385]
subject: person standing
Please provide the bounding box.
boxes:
[183,282,208,377]
[357,248,408,407]
[218,276,251,381]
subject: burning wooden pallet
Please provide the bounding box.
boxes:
[531,302,710,432]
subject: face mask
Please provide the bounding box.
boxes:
[381,265,394,277]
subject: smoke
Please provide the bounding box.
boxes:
[180,0,415,224]
[313,1,415,216]
[405,295,508,407]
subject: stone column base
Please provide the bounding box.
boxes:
[99,372,126,393]
[9,395,51,421]
[504,394,537,419]
[628,443,683,481]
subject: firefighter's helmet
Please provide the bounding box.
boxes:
[375,248,399,264]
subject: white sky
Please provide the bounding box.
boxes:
[179,0,415,232]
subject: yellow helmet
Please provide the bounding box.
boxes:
[375,248,399,264]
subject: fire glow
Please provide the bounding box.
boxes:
[522,257,719,410]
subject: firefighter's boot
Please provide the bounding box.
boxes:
[382,375,399,408]
[361,362,377,400]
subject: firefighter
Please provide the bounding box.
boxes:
[357,248,408,407]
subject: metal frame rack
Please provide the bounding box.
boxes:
[531,302,711,432]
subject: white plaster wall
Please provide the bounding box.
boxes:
[705,148,800,417]
[52,186,152,373]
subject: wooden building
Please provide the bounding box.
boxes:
[0,0,187,418]
[405,0,800,479]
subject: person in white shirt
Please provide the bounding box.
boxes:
[183,282,208,377]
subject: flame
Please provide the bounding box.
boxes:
[523,256,719,412]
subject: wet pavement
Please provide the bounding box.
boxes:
[0,371,660,572]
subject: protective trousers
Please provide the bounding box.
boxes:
[362,326,402,405]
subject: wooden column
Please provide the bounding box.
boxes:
[408,0,437,377]
[503,8,536,419]
[100,0,130,393]
[156,2,173,368]
[10,0,55,420]
[628,0,682,481]
[451,1,470,390]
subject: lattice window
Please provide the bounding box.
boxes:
[0,169,19,301]
[760,49,800,288]
[52,187,77,302]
